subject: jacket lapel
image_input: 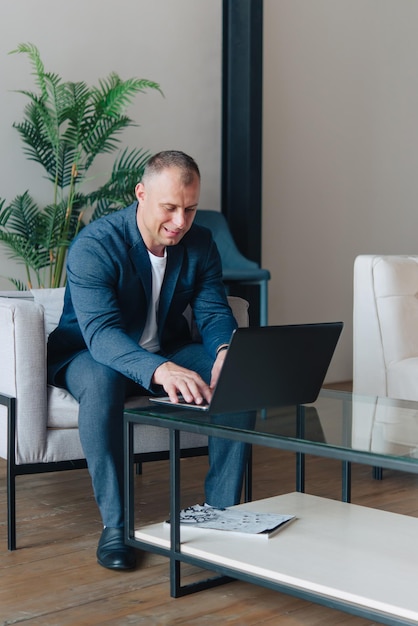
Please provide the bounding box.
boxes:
[124,203,153,305]
[128,240,152,306]
[158,245,184,332]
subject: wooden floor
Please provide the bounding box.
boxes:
[1,385,417,625]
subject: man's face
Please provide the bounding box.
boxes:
[135,166,200,256]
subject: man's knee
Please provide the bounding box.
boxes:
[85,362,124,389]
[65,353,126,403]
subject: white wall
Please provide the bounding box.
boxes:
[0,0,222,288]
[263,0,418,381]
[3,1,418,383]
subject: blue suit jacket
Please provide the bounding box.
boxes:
[47,203,237,391]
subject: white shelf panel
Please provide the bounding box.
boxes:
[135,492,418,623]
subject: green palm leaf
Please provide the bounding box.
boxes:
[93,73,162,118]
[0,232,50,269]
[1,192,39,240]
[5,278,29,291]
[9,43,47,99]
[0,199,12,227]
[90,147,149,219]
[2,43,162,288]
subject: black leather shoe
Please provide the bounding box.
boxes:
[97,527,137,571]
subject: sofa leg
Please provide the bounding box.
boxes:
[2,393,17,550]
[7,467,16,551]
[373,466,383,480]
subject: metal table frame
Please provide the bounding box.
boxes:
[124,390,418,626]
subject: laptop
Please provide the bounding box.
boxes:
[150,321,343,414]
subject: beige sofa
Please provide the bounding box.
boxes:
[0,289,249,549]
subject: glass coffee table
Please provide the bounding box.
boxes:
[124,389,418,626]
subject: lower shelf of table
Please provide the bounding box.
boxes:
[135,492,418,624]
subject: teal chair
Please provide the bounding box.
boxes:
[194,210,270,326]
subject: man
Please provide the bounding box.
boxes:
[47,150,253,571]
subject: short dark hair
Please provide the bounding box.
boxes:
[142,150,200,186]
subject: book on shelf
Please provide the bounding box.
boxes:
[165,504,296,539]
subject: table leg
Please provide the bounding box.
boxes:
[168,427,236,597]
[296,405,305,492]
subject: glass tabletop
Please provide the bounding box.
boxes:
[124,389,418,470]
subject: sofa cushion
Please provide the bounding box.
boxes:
[47,385,154,429]
[47,385,79,428]
[31,288,65,338]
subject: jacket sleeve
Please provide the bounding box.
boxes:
[65,233,167,391]
[189,231,238,357]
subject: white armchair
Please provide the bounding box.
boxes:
[353,254,418,400]
[352,255,418,466]
[0,290,249,550]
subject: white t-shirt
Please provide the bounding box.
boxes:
[139,249,167,353]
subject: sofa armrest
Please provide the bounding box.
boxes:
[353,255,388,396]
[353,254,418,400]
[0,298,48,463]
[227,295,249,328]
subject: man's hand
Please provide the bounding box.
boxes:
[152,361,212,405]
[210,348,228,389]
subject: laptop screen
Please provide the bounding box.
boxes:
[151,321,343,414]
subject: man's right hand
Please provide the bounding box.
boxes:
[152,361,212,405]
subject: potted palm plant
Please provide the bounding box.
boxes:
[0,43,162,289]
